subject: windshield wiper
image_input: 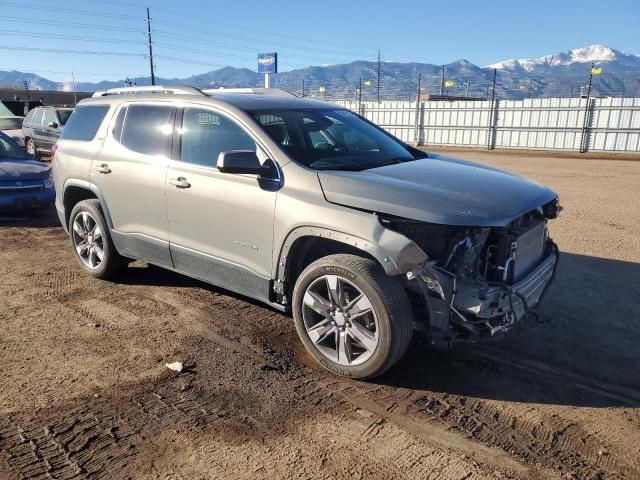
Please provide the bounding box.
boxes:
[367,156,415,170]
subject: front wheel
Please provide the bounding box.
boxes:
[292,254,413,379]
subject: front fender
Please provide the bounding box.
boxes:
[274,224,428,284]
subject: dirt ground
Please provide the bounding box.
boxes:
[1,150,639,480]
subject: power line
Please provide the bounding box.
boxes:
[0,0,141,20]
[0,30,146,45]
[1,15,145,33]
[0,45,145,57]
[151,19,374,59]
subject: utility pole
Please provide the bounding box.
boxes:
[358,76,363,115]
[71,71,77,105]
[487,68,497,150]
[414,73,422,145]
[439,64,445,96]
[464,81,470,98]
[527,79,532,99]
[301,78,305,98]
[376,49,381,104]
[579,62,595,153]
[146,7,156,85]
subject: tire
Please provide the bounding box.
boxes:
[26,138,40,160]
[292,254,413,379]
[68,199,125,279]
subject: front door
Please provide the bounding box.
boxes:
[40,108,59,151]
[166,106,278,302]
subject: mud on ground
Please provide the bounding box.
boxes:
[0,151,639,479]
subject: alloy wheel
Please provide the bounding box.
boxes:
[72,211,104,270]
[26,139,36,156]
[302,274,379,366]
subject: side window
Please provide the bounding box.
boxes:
[60,105,110,141]
[57,110,72,126]
[121,104,176,156]
[31,109,44,126]
[24,109,35,124]
[180,108,256,167]
[111,106,126,142]
[43,109,57,126]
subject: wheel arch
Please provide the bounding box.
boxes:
[274,225,426,304]
[62,180,113,231]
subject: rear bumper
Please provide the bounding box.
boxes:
[0,189,55,213]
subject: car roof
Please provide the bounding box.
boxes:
[204,93,337,111]
[79,88,340,112]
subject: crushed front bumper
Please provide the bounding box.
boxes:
[408,246,558,345]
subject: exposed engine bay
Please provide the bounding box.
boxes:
[380,197,560,346]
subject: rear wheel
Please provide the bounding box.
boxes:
[292,254,413,379]
[69,199,124,279]
[25,138,40,160]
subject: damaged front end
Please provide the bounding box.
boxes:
[380,197,560,347]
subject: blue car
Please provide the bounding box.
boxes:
[0,131,55,213]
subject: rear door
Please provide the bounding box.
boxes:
[90,102,176,267]
[166,105,279,302]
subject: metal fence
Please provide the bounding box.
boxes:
[331,97,640,153]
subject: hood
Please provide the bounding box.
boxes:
[0,159,51,181]
[318,153,557,227]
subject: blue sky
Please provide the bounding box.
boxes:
[0,0,638,82]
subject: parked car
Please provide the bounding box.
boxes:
[0,131,55,213]
[0,116,25,147]
[53,85,559,379]
[22,106,73,159]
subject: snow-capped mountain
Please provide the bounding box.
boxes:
[487,45,640,71]
[1,45,639,99]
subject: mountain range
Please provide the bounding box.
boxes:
[1,45,638,99]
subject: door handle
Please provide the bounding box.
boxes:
[169,177,191,189]
[95,163,111,174]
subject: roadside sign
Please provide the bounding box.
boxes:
[319,86,326,93]
[258,53,278,74]
[364,80,371,86]
[591,67,602,75]
[444,80,454,88]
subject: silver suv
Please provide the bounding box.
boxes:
[53,85,559,378]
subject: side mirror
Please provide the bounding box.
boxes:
[48,121,59,129]
[217,150,276,177]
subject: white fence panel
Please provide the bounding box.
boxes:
[330,98,640,152]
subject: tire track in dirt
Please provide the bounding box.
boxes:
[8,247,637,479]
[156,290,545,478]
[163,287,638,479]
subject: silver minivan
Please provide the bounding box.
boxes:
[53,86,559,378]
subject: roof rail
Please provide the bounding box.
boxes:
[92,85,205,97]
[203,87,294,97]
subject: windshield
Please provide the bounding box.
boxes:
[0,118,23,130]
[250,108,424,171]
[57,110,73,126]
[0,132,27,160]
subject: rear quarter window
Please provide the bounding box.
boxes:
[60,105,110,141]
